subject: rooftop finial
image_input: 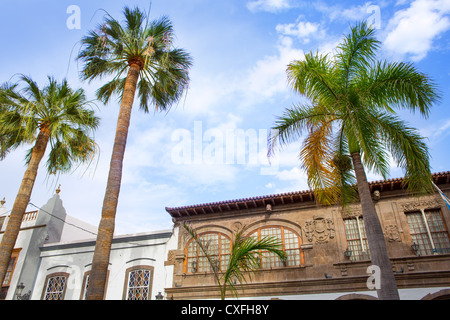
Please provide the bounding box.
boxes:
[56,184,61,194]
[0,198,5,207]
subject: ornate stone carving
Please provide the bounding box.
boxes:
[384,224,401,242]
[305,214,335,243]
[340,205,362,219]
[399,195,443,212]
[179,225,192,248]
[232,222,243,232]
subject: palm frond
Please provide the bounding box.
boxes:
[77,6,192,112]
[0,76,100,176]
[375,112,433,194]
[183,223,286,299]
[335,21,380,88]
[268,103,336,157]
[287,52,337,103]
[362,61,441,117]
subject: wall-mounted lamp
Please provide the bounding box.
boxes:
[411,242,420,256]
[191,259,198,273]
[16,282,31,300]
[344,248,352,259]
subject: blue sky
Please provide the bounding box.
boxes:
[1,0,450,235]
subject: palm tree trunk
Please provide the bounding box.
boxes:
[351,152,400,300]
[86,64,140,300]
[0,125,50,287]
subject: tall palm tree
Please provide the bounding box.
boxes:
[269,22,440,300]
[0,75,99,287]
[77,7,192,299]
[183,224,286,300]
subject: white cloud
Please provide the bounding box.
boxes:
[276,19,326,44]
[273,166,310,193]
[314,2,382,23]
[247,0,291,13]
[420,117,450,146]
[242,36,304,104]
[384,0,450,61]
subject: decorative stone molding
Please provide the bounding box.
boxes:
[165,249,185,267]
[232,222,243,232]
[340,205,362,219]
[384,224,401,242]
[179,226,191,248]
[399,195,444,212]
[304,214,335,244]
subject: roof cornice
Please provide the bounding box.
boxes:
[166,171,450,218]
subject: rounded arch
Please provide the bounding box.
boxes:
[244,218,303,240]
[188,224,234,238]
[335,293,378,300]
[245,222,305,268]
[421,289,450,300]
[183,230,232,274]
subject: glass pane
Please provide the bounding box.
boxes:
[407,212,433,255]
[426,210,450,254]
[344,218,369,261]
[127,269,151,300]
[44,276,67,300]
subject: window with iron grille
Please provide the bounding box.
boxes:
[125,267,153,300]
[42,273,68,300]
[406,209,450,256]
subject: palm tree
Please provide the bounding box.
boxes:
[269,22,440,300]
[77,6,192,299]
[0,75,99,287]
[183,224,286,300]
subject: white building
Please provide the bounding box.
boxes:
[0,190,177,300]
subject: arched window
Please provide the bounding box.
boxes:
[184,232,231,273]
[249,226,304,268]
[124,266,154,300]
[41,272,69,300]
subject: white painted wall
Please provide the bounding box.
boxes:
[33,229,177,300]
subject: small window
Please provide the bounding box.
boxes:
[0,216,5,230]
[1,249,21,287]
[80,272,90,300]
[124,266,153,300]
[42,273,69,300]
[406,209,450,256]
[0,249,21,299]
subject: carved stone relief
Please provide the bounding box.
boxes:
[384,224,401,242]
[399,195,444,212]
[340,205,362,219]
[305,214,335,243]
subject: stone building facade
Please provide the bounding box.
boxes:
[164,172,450,300]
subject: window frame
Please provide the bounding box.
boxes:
[1,248,21,288]
[343,216,370,261]
[123,265,154,300]
[248,226,304,269]
[184,232,231,274]
[41,272,69,300]
[405,208,450,256]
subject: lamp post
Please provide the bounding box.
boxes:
[16,282,31,300]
